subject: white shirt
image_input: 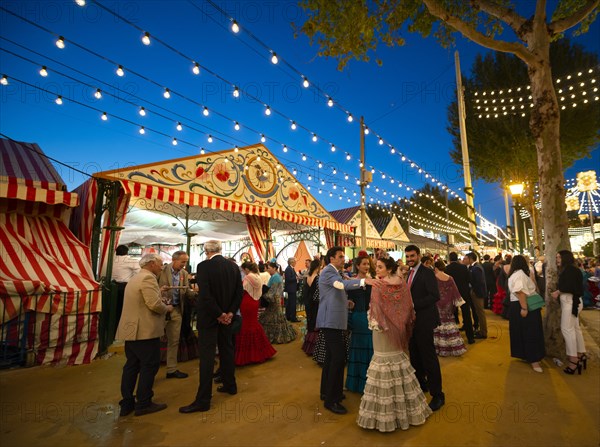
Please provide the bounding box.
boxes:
[507,270,537,302]
[112,255,141,282]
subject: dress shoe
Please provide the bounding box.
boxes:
[179,402,211,413]
[324,402,347,415]
[166,370,188,379]
[429,395,445,411]
[119,404,134,417]
[134,402,167,416]
[213,375,223,384]
[216,385,237,395]
[320,394,345,401]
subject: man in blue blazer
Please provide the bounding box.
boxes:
[405,244,445,412]
[317,246,382,415]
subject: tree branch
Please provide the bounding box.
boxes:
[422,0,535,64]
[549,0,599,34]
[475,0,526,35]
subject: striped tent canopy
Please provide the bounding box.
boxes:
[329,206,397,249]
[0,138,100,366]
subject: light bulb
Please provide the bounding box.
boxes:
[378,138,384,145]
[289,121,296,130]
[192,63,200,75]
[0,75,7,86]
[200,148,205,154]
[302,77,309,88]
[94,88,102,99]
[234,122,240,131]
[203,106,209,116]
[391,147,395,154]
[265,106,271,116]
[207,135,213,143]
[312,134,317,142]
[176,122,183,131]
[271,52,278,64]
[344,174,349,180]
[172,138,178,146]
[260,134,266,143]
[302,154,307,161]
[101,112,107,121]
[347,113,353,122]
[364,127,369,135]
[116,65,124,77]
[139,126,145,135]
[327,97,333,107]
[233,86,240,97]
[231,20,240,33]
[318,162,323,168]
[55,96,63,105]
[234,146,239,152]
[346,153,351,160]
[331,145,336,152]
[56,36,65,49]
[308,175,312,181]
[76,0,85,6]
[139,107,146,116]
[39,66,48,77]
[163,88,171,99]
[142,32,151,45]
[282,145,288,152]
[293,169,297,175]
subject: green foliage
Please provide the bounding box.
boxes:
[582,238,600,256]
[447,38,599,183]
[298,0,505,70]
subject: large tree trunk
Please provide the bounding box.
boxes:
[527,28,571,359]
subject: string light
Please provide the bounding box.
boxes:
[207,135,213,143]
[55,95,63,105]
[347,113,353,122]
[290,121,297,130]
[139,107,146,116]
[200,147,205,154]
[163,88,171,99]
[101,112,108,121]
[312,134,317,142]
[265,106,271,116]
[0,75,8,86]
[176,122,183,131]
[327,97,334,107]
[270,52,278,64]
[192,63,200,75]
[260,134,266,143]
[364,126,369,135]
[233,86,240,98]
[234,121,240,131]
[139,126,145,134]
[331,144,336,152]
[75,0,86,6]
[282,145,288,152]
[202,106,209,116]
[302,76,309,88]
[116,65,124,77]
[141,32,151,45]
[55,36,65,49]
[94,88,102,99]
[172,137,178,145]
[231,20,240,33]
[39,66,48,77]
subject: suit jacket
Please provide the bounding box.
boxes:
[482,261,496,291]
[115,269,170,341]
[284,265,298,294]
[196,255,243,328]
[316,264,362,330]
[469,262,488,298]
[157,263,196,311]
[445,261,471,300]
[408,264,440,329]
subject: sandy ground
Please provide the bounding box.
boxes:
[1,309,599,447]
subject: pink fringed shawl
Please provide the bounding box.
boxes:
[369,280,415,351]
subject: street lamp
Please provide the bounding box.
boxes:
[577,170,598,256]
[509,182,524,253]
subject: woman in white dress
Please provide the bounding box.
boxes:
[357,257,432,432]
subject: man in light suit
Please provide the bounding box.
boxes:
[317,246,381,415]
[405,244,445,411]
[158,250,196,379]
[116,253,173,417]
[180,240,243,414]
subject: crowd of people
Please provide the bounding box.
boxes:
[112,240,597,433]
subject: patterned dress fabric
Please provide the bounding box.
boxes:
[301,275,320,356]
[345,285,373,393]
[433,277,467,357]
[258,274,297,344]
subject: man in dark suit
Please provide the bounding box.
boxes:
[445,252,475,344]
[405,244,444,411]
[465,252,488,339]
[284,257,300,322]
[482,254,497,309]
[179,240,243,414]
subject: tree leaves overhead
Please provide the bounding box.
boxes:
[447,39,599,184]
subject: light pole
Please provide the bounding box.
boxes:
[509,183,524,254]
[576,171,598,256]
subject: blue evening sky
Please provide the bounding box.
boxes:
[1,0,598,231]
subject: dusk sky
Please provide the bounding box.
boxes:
[1,0,598,234]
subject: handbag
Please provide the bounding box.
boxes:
[526,293,545,311]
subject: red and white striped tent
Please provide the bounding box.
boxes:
[72,144,353,276]
[0,138,101,366]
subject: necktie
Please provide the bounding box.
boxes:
[408,268,415,287]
